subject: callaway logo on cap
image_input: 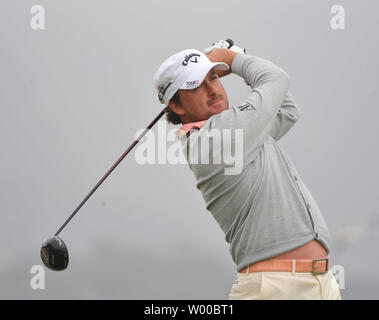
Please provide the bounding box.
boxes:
[153,49,229,105]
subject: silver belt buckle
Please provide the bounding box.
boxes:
[312,257,329,275]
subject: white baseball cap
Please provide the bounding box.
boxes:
[153,49,229,105]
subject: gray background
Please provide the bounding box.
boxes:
[1,0,378,299]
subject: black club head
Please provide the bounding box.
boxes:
[40,236,69,271]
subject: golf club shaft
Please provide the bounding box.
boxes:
[54,107,168,236]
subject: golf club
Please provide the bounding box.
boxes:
[41,107,168,271]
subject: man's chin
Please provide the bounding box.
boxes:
[209,103,228,115]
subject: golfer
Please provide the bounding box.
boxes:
[153,40,341,300]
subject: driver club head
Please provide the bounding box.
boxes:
[40,236,69,271]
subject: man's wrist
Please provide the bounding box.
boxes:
[231,52,248,76]
[228,51,239,69]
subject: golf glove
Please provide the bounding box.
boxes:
[203,39,247,55]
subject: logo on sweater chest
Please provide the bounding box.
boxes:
[236,102,255,111]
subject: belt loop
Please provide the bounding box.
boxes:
[291,260,296,275]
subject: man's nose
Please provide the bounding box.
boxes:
[203,79,217,95]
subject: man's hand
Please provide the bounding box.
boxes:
[206,48,239,78]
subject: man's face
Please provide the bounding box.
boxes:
[169,68,229,124]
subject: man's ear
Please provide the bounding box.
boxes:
[168,100,185,117]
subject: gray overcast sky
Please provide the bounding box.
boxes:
[0,0,378,299]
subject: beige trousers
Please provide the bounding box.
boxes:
[229,270,341,300]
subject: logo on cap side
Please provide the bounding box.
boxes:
[182,53,200,66]
[185,80,200,89]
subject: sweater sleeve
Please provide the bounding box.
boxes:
[209,53,290,166]
[268,90,302,141]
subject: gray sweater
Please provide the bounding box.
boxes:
[178,53,330,272]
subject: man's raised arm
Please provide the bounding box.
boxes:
[269,90,302,141]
